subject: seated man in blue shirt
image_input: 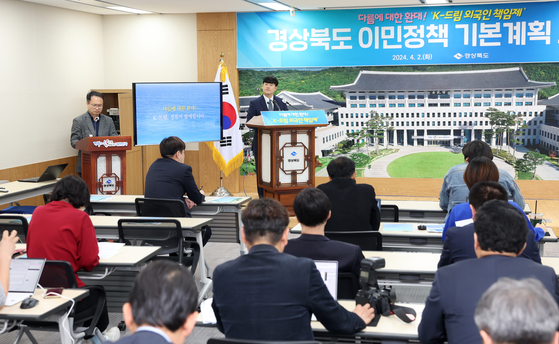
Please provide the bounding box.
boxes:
[107,260,199,344]
[438,181,541,268]
[212,198,375,341]
[439,140,524,213]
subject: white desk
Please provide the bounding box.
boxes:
[383,200,531,223]
[89,195,251,246]
[0,180,57,206]
[312,300,423,343]
[0,288,89,344]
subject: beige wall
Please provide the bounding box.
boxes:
[0,0,104,170]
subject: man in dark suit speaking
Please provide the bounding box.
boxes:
[212,198,374,341]
[419,199,559,344]
[246,76,288,198]
[70,91,118,175]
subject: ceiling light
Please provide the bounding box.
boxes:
[107,6,151,14]
[420,0,452,4]
[258,2,291,11]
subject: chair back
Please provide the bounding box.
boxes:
[208,338,322,344]
[135,198,188,217]
[117,218,185,264]
[39,260,78,288]
[380,204,399,222]
[324,231,382,251]
[337,272,359,300]
[0,215,29,243]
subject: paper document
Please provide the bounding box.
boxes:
[382,223,414,232]
[201,298,217,324]
[426,224,444,233]
[205,197,243,203]
[98,242,125,259]
[90,195,115,202]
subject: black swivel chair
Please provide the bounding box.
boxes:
[0,215,28,243]
[135,197,189,217]
[208,338,322,344]
[324,231,382,251]
[22,261,107,341]
[380,204,400,222]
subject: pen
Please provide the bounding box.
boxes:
[200,186,203,190]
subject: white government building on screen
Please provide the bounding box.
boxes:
[331,67,555,148]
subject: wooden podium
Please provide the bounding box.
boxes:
[75,136,132,195]
[246,111,328,214]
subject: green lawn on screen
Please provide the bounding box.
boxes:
[387,152,465,178]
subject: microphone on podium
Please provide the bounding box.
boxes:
[272,99,280,111]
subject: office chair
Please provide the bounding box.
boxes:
[380,204,399,222]
[0,215,28,242]
[324,231,382,251]
[208,338,322,344]
[337,272,360,300]
[117,218,199,274]
[22,260,107,341]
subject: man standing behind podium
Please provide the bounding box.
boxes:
[246,76,288,198]
[70,91,118,174]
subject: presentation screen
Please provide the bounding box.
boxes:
[133,82,223,146]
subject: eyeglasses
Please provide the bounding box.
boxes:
[90,104,103,109]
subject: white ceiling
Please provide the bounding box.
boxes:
[21,0,538,15]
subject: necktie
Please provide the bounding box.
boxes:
[268,99,273,111]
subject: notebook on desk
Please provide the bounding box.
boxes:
[5,258,45,306]
[18,163,68,183]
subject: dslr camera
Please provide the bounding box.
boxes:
[355,257,396,316]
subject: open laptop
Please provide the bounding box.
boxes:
[5,258,46,306]
[18,163,68,183]
[314,260,339,300]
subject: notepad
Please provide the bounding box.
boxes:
[382,223,414,232]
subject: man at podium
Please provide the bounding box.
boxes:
[246,76,288,198]
[70,91,118,175]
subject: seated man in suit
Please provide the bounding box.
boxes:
[212,198,375,341]
[107,261,198,344]
[419,200,559,344]
[438,181,541,268]
[439,140,524,213]
[284,187,364,278]
[144,136,210,244]
[317,157,380,232]
[246,75,288,199]
[474,278,559,344]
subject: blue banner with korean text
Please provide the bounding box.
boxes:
[237,2,559,68]
[262,110,328,126]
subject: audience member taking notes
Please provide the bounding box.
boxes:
[439,140,524,213]
[106,261,199,344]
[212,198,374,341]
[317,156,380,232]
[419,199,559,344]
[284,187,364,278]
[475,278,559,344]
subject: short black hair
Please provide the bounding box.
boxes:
[160,136,186,159]
[463,156,499,189]
[474,200,528,254]
[326,156,355,179]
[293,187,330,227]
[51,175,90,208]
[462,140,493,161]
[129,260,198,332]
[262,76,279,86]
[242,198,289,245]
[469,181,508,211]
[86,91,104,102]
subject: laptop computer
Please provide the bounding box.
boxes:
[5,258,46,306]
[314,260,339,300]
[18,163,68,183]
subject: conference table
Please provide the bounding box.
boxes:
[0,288,89,344]
[0,180,57,206]
[382,200,531,223]
[89,194,251,250]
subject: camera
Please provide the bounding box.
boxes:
[355,257,396,316]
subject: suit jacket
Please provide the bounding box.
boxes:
[144,158,205,216]
[70,111,118,173]
[317,178,381,232]
[284,234,364,277]
[419,255,559,344]
[211,244,365,341]
[438,223,541,268]
[246,95,288,155]
[107,329,170,344]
